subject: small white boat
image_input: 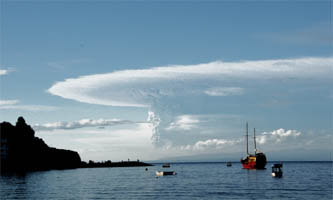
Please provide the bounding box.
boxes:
[155,171,176,176]
[162,163,170,168]
[272,163,283,178]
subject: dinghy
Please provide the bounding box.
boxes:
[155,171,176,176]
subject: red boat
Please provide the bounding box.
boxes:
[241,122,267,169]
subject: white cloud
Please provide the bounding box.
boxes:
[0,99,56,111]
[271,128,301,137]
[39,123,156,161]
[0,68,15,76]
[0,99,20,105]
[33,118,145,131]
[166,115,199,131]
[178,128,301,152]
[257,128,301,144]
[191,138,241,150]
[0,105,57,111]
[0,69,8,76]
[48,57,333,107]
[204,87,244,96]
[47,57,332,145]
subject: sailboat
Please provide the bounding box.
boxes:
[241,122,267,169]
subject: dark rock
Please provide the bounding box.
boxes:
[1,117,81,172]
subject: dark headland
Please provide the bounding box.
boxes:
[0,117,152,172]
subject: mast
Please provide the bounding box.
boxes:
[246,122,249,155]
[254,128,257,153]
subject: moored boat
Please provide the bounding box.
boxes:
[272,163,283,177]
[162,163,170,168]
[241,122,267,169]
[156,171,176,176]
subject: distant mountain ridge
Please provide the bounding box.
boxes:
[0,117,81,172]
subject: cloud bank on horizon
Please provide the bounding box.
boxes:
[47,57,333,151]
[180,128,301,151]
[33,118,146,131]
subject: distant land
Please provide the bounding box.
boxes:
[150,150,332,163]
[0,117,152,172]
[81,160,152,168]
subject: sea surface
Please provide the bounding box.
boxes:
[1,162,332,200]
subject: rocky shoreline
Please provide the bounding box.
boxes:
[0,117,152,173]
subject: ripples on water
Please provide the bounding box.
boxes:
[1,162,332,200]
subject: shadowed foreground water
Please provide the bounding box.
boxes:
[1,162,332,199]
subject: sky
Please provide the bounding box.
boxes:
[0,1,332,162]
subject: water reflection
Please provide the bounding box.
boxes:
[1,172,28,199]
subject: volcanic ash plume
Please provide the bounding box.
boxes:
[147,110,161,145]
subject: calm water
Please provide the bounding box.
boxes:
[1,162,332,199]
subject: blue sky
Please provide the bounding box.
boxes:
[1,1,332,161]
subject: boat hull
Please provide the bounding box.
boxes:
[272,172,282,177]
[241,153,267,169]
[241,161,256,169]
